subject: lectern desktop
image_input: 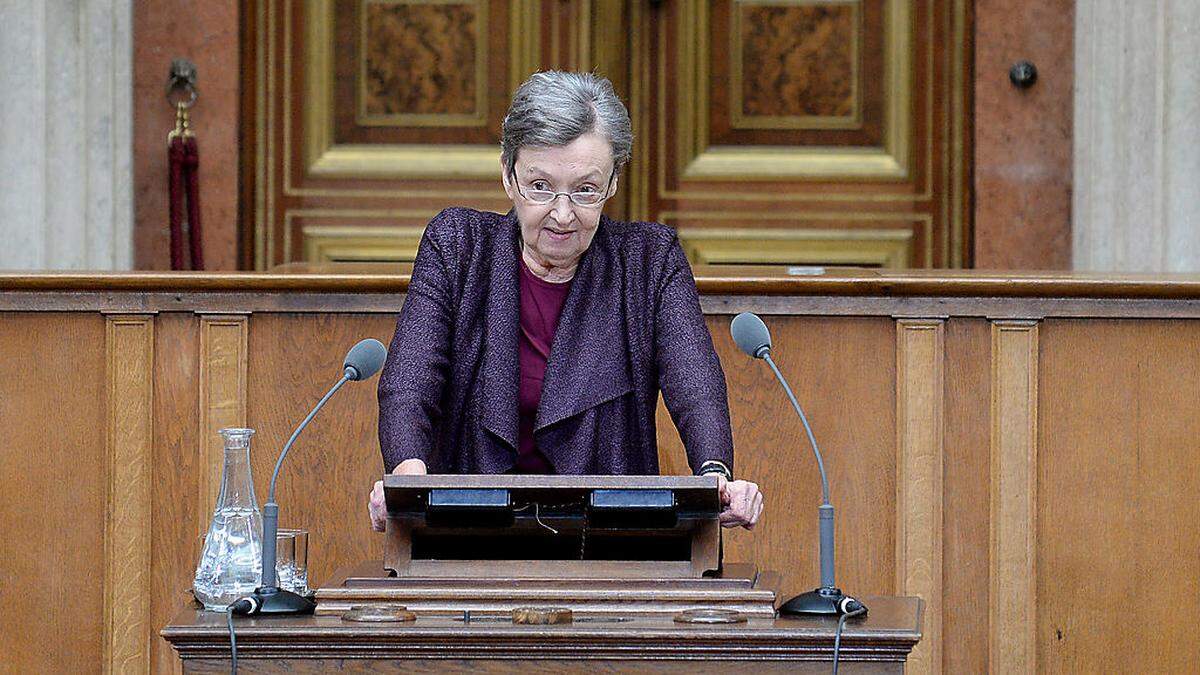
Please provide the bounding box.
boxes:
[385,474,721,578]
[317,474,780,618]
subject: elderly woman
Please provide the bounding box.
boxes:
[367,71,763,531]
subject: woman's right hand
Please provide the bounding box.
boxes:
[369,458,428,532]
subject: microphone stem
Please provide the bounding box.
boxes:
[267,370,351,503]
[762,353,831,505]
[261,370,351,590]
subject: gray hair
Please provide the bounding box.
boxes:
[501,71,633,176]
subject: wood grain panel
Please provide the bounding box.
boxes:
[658,315,897,602]
[0,314,107,672]
[104,315,156,674]
[151,313,202,675]
[895,319,943,675]
[361,1,482,119]
[989,320,1038,674]
[246,314,399,588]
[737,2,857,121]
[940,318,991,674]
[198,315,250,519]
[1038,320,1200,673]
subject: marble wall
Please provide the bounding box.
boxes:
[0,0,133,270]
[973,0,1074,270]
[1074,0,1200,272]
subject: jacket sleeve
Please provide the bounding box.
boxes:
[653,236,736,476]
[377,214,458,472]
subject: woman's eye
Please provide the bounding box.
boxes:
[575,185,598,194]
[531,181,551,191]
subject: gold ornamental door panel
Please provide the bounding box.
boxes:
[244,1,969,269]
[631,0,970,268]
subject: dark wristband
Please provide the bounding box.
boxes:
[698,460,732,481]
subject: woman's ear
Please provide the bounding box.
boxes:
[500,160,516,201]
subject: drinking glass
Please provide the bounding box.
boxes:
[274,530,296,592]
[281,528,310,595]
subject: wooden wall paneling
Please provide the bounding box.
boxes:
[151,314,202,675]
[0,313,108,672]
[989,320,1039,674]
[1038,320,1200,673]
[659,315,898,602]
[198,314,250,518]
[103,314,156,673]
[246,314,399,587]
[895,319,944,675]
[939,318,991,674]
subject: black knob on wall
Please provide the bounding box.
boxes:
[1009,61,1038,89]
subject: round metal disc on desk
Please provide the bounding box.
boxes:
[341,605,416,623]
[674,608,748,624]
[512,607,573,624]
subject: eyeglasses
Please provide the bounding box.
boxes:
[510,168,615,207]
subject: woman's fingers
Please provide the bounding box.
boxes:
[715,480,765,529]
[368,480,386,532]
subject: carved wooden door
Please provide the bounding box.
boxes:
[244,0,969,269]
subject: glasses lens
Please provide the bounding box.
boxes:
[570,192,603,206]
[525,189,555,204]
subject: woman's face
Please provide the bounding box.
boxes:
[501,131,618,270]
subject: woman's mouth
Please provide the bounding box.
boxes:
[544,226,574,241]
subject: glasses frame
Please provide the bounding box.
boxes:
[509,165,617,208]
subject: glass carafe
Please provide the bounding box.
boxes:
[193,428,263,610]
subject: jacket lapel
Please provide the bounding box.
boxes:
[536,220,633,432]
[480,212,521,451]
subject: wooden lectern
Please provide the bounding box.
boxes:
[163,475,923,671]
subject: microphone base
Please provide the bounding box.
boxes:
[251,587,316,616]
[778,586,849,616]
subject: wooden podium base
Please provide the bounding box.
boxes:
[315,561,781,618]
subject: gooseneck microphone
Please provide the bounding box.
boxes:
[233,338,388,616]
[730,312,864,617]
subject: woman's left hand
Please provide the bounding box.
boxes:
[716,475,764,529]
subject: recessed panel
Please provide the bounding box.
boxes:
[734,1,859,128]
[360,0,486,125]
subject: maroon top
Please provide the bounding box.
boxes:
[515,257,573,473]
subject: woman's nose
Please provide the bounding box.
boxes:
[550,194,574,221]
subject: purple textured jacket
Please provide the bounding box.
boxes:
[377,207,734,476]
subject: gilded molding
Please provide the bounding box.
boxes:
[668,0,911,182]
[103,314,155,674]
[302,225,429,263]
[300,0,525,181]
[674,226,912,268]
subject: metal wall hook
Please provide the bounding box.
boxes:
[1009,60,1038,89]
[166,58,199,108]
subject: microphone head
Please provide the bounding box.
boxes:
[343,338,387,381]
[730,312,772,359]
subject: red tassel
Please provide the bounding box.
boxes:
[168,136,186,270]
[183,137,204,270]
[167,134,204,270]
